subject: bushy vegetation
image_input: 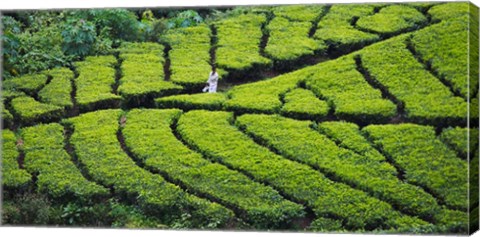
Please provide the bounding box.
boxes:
[2,129,31,189]
[10,96,64,125]
[38,68,74,109]
[272,5,326,22]
[356,5,427,35]
[280,88,329,120]
[123,109,304,229]
[155,93,226,111]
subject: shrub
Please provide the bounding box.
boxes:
[272,5,326,22]
[439,127,478,160]
[3,73,49,96]
[61,19,96,58]
[362,123,468,211]
[74,55,121,112]
[66,109,234,228]
[411,15,473,98]
[215,13,271,71]
[177,110,426,230]
[20,123,109,200]
[155,93,227,111]
[265,17,326,62]
[1,101,14,128]
[360,36,469,126]
[304,56,396,124]
[237,114,444,221]
[1,193,51,225]
[280,88,329,120]
[123,109,304,229]
[356,5,427,35]
[314,4,379,51]
[1,129,31,189]
[10,96,64,125]
[428,2,471,22]
[38,67,74,109]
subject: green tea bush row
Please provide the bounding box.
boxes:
[428,2,471,22]
[362,123,468,211]
[155,93,227,111]
[117,43,182,106]
[116,42,165,55]
[38,68,74,109]
[215,14,271,71]
[177,110,427,230]
[74,55,121,112]
[236,114,447,221]
[2,129,31,189]
[356,5,427,36]
[3,73,49,96]
[1,101,14,128]
[359,36,469,126]
[314,4,379,52]
[20,123,109,199]
[10,96,64,125]
[272,5,326,22]
[66,109,234,228]
[470,150,479,210]
[225,66,317,114]
[123,109,305,229]
[439,127,478,160]
[2,90,26,101]
[280,88,329,120]
[411,14,474,98]
[265,17,326,62]
[163,25,218,88]
[305,56,396,124]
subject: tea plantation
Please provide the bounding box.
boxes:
[1,2,479,234]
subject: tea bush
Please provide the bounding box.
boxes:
[10,96,64,125]
[280,88,329,120]
[155,93,227,111]
[1,129,31,189]
[38,68,74,109]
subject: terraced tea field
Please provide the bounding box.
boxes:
[1,2,479,234]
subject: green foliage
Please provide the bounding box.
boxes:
[272,5,326,22]
[1,129,31,189]
[117,42,164,55]
[305,56,396,123]
[74,55,121,111]
[162,25,218,88]
[1,101,14,128]
[314,4,379,49]
[225,66,316,114]
[280,88,329,120]
[356,5,427,35]
[265,17,326,61]
[363,123,468,211]
[66,109,234,228]
[215,13,271,71]
[411,15,473,98]
[109,199,167,228]
[38,68,74,109]
[20,123,109,199]
[360,36,469,126]
[317,121,386,162]
[178,110,426,230]
[1,193,51,225]
[428,2,470,22]
[123,109,304,229]
[166,10,204,28]
[237,114,443,221]
[10,96,64,125]
[3,73,49,95]
[439,127,478,160]
[155,93,227,111]
[308,217,344,232]
[61,19,97,57]
[117,43,182,105]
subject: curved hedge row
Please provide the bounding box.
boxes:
[265,17,325,62]
[280,88,329,120]
[2,73,49,96]
[314,4,379,51]
[359,36,469,126]
[38,68,74,110]
[236,114,446,221]
[304,56,396,124]
[177,110,428,230]
[362,123,468,211]
[356,5,427,36]
[155,93,227,111]
[10,96,64,125]
[272,5,326,22]
[65,109,234,228]
[439,127,479,160]
[123,109,304,229]
[74,55,121,112]
[215,13,271,72]
[20,123,109,199]
[1,129,31,189]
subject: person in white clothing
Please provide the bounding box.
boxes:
[203,67,219,93]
